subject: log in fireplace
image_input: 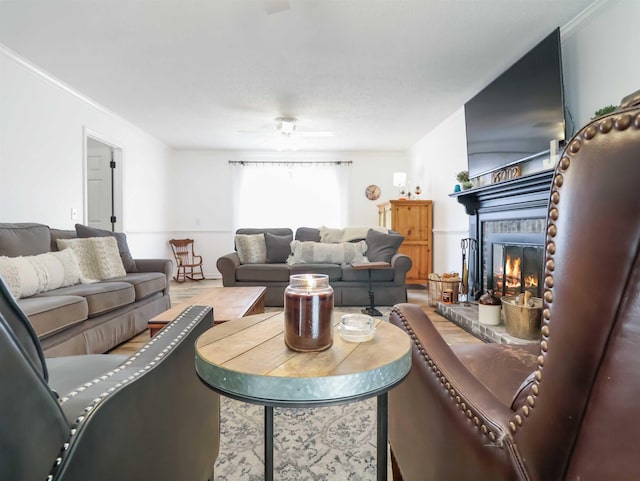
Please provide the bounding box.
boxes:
[452,170,553,300]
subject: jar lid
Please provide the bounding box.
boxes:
[289,273,330,289]
[478,289,501,305]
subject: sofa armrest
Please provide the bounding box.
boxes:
[390,253,412,284]
[216,252,240,287]
[134,258,173,295]
[50,306,220,481]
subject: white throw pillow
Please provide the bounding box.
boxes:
[0,249,82,299]
[235,234,267,264]
[57,236,126,281]
[287,240,368,265]
[342,226,388,242]
[319,226,344,243]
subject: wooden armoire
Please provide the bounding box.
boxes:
[378,199,433,285]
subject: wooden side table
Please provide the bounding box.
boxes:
[195,310,411,481]
[351,261,392,316]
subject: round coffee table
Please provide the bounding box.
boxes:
[195,310,411,481]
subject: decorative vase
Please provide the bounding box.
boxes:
[284,274,334,352]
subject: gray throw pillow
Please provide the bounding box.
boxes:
[265,232,293,263]
[365,229,404,263]
[75,224,137,272]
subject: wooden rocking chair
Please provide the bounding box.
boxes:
[169,239,205,282]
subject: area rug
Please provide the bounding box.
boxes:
[214,306,392,481]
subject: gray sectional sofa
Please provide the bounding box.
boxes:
[0,223,171,357]
[217,227,412,307]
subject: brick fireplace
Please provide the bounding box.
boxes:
[453,170,553,301]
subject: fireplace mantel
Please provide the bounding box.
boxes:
[450,170,554,216]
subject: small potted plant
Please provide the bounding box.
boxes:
[591,105,616,120]
[456,170,473,190]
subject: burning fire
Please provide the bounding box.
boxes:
[505,254,521,288]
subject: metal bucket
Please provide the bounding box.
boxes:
[501,295,543,340]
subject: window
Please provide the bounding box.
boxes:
[232,161,351,229]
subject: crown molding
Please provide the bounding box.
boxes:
[560,0,617,39]
[0,43,168,148]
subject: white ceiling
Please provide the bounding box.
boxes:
[0,0,596,152]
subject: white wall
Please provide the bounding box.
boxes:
[561,0,639,130]
[406,0,636,276]
[168,150,409,277]
[0,46,173,259]
[409,108,469,275]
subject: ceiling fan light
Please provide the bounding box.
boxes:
[278,119,296,135]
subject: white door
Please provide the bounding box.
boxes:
[87,137,115,231]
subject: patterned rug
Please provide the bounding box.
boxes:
[214,306,392,481]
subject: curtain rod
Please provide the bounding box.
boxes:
[228,160,352,166]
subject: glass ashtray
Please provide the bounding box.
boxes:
[338,314,376,342]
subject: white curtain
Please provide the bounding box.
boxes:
[232,162,350,230]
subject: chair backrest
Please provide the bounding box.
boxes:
[511,90,640,480]
[0,283,69,480]
[0,275,47,379]
[169,238,196,265]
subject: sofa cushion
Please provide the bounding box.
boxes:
[0,249,82,299]
[365,229,405,263]
[290,263,343,281]
[295,227,321,242]
[236,263,291,282]
[235,234,267,264]
[57,237,127,281]
[49,228,77,252]
[341,265,395,282]
[75,224,138,272]
[18,295,88,339]
[36,282,135,317]
[265,232,293,263]
[103,272,166,300]
[0,223,51,257]
[287,240,368,265]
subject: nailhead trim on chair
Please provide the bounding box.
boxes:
[509,108,640,434]
[390,305,501,445]
[46,305,211,481]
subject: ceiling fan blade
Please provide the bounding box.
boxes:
[264,0,290,15]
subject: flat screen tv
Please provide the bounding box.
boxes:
[464,28,566,179]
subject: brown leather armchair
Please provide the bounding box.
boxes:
[388,89,640,481]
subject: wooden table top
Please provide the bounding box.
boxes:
[151,286,266,323]
[195,310,412,407]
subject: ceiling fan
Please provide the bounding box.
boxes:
[239,117,334,138]
[239,117,334,151]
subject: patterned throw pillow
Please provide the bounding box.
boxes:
[235,234,267,264]
[287,240,368,265]
[57,236,126,281]
[75,224,137,272]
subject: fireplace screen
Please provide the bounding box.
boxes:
[491,243,543,298]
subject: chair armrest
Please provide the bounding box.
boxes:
[388,303,516,480]
[216,252,240,286]
[50,306,219,481]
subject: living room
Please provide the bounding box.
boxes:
[1,1,639,480]
[0,0,635,279]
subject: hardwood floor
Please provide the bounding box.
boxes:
[109,279,481,355]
